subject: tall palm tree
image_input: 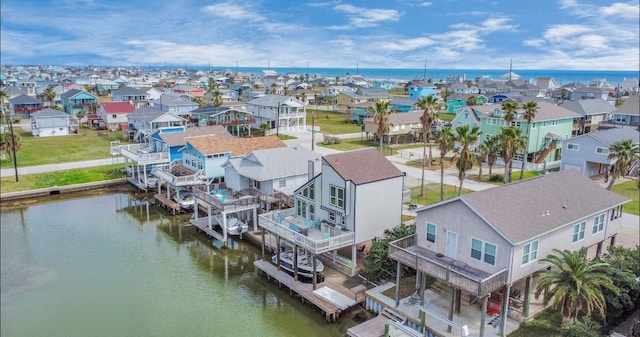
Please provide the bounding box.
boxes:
[519,101,538,180]
[606,139,640,190]
[534,248,618,324]
[368,101,391,151]
[476,141,489,179]
[1,130,21,162]
[483,135,501,178]
[497,126,526,183]
[43,87,56,107]
[501,100,518,125]
[213,90,222,107]
[0,90,8,124]
[451,125,481,196]
[432,127,455,201]
[466,96,477,106]
[416,95,439,196]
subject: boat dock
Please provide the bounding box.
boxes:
[254,259,362,323]
[191,217,227,244]
[154,194,181,214]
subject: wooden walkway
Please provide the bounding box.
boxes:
[254,259,343,322]
[154,194,181,214]
[191,217,226,245]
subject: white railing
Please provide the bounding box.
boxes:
[258,214,355,254]
[118,146,169,164]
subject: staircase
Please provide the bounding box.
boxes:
[534,143,556,164]
[627,160,639,177]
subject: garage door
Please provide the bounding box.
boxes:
[563,163,582,172]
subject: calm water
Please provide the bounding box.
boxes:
[0,193,357,337]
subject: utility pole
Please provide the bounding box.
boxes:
[8,115,18,182]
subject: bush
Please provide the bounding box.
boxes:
[561,316,601,337]
[322,135,342,145]
[489,174,503,182]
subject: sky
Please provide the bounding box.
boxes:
[1,0,639,70]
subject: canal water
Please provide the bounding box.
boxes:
[1,193,360,337]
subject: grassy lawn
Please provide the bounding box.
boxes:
[0,164,126,193]
[612,180,639,215]
[307,110,362,135]
[0,126,127,168]
[408,183,473,206]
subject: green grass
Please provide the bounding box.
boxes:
[408,183,473,206]
[0,126,127,168]
[508,309,562,337]
[0,164,126,193]
[612,180,640,215]
[307,110,362,135]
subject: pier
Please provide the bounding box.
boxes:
[153,193,181,214]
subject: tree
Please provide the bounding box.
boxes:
[432,127,455,201]
[599,246,640,327]
[476,140,489,179]
[466,96,477,106]
[0,90,7,124]
[416,95,439,196]
[43,87,56,107]
[519,101,538,180]
[368,101,391,152]
[501,100,518,125]
[207,77,217,94]
[483,135,501,178]
[606,139,640,190]
[496,126,526,183]
[1,130,22,162]
[534,248,618,324]
[213,90,222,107]
[451,125,481,195]
[360,223,416,282]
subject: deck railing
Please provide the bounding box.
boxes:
[192,187,260,212]
[389,235,508,297]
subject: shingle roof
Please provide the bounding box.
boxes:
[187,134,286,156]
[323,148,403,185]
[225,146,322,181]
[159,125,234,147]
[559,99,617,116]
[460,169,630,244]
[101,101,135,113]
[584,127,640,146]
[112,86,148,97]
[616,95,639,116]
[9,94,41,105]
[31,108,67,118]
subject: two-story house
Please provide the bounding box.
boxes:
[560,99,617,135]
[152,94,199,118]
[190,103,255,137]
[60,89,98,115]
[125,106,187,142]
[96,101,135,131]
[259,148,405,277]
[477,101,582,170]
[364,111,423,145]
[245,95,307,133]
[561,127,640,176]
[9,94,45,117]
[111,86,151,109]
[446,94,488,114]
[408,82,437,100]
[387,169,630,337]
[334,91,369,114]
[611,95,639,126]
[30,108,79,137]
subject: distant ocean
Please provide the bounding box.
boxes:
[188,66,639,86]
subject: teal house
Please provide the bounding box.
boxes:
[60,89,98,115]
[446,94,488,114]
[476,101,581,170]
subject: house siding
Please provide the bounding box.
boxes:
[353,176,403,243]
[561,136,612,176]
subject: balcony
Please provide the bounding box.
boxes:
[153,161,204,187]
[258,210,355,255]
[115,144,170,165]
[192,187,260,212]
[389,235,508,297]
[207,118,256,126]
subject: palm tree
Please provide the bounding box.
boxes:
[43,87,56,107]
[606,139,640,190]
[368,101,391,152]
[483,135,501,178]
[213,90,222,107]
[416,95,439,196]
[501,100,518,125]
[1,130,21,162]
[0,90,8,124]
[519,101,538,180]
[451,125,482,196]
[476,141,489,179]
[534,248,618,324]
[432,128,455,201]
[497,126,527,183]
[466,96,477,106]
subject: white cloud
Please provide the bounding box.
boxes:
[333,4,401,28]
[543,24,592,40]
[600,3,640,19]
[417,2,432,7]
[375,37,435,51]
[202,3,263,21]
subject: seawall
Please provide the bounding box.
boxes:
[0,178,129,202]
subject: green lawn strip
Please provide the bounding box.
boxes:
[0,127,126,168]
[612,180,639,215]
[0,164,126,193]
[306,110,361,135]
[408,183,473,206]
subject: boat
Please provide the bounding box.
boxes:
[173,189,194,210]
[272,249,324,278]
[215,213,249,236]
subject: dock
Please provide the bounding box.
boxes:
[191,216,226,243]
[254,259,357,322]
[154,194,181,214]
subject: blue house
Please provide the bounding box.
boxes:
[60,89,98,115]
[389,98,418,112]
[373,80,399,90]
[148,125,234,162]
[408,82,437,100]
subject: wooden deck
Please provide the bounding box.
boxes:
[154,194,181,214]
[191,217,227,245]
[347,315,388,337]
[254,259,344,322]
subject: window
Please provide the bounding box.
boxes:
[511,121,522,127]
[595,147,609,155]
[426,223,436,243]
[330,185,344,208]
[521,240,538,265]
[567,143,579,151]
[278,179,286,188]
[531,122,536,129]
[485,134,493,140]
[112,114,117,119]
[328,211,336,223]
[471,238,496,266]
[572,222,586,242]
[552,120,558,126]
[592,214,605,234]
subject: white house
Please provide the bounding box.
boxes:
[30,108,79,137]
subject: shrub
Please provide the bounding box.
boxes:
[322,135,341,145]
[561,316,601,337]
[489,174,503,182]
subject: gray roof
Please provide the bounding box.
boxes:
[159,125,233,147]
[31,108,68,118]
[474,100,582,122]
[248,94,304,108]
[9,94,42,105]
[324,148,403,185]
[127,106,170,123]
[390,98,417,107]
[616,95,639,116]
[112,86,149,97]
[224,146,321,181]
[459,169,629,244]
[559,99,617,116]
[579,127,640,146]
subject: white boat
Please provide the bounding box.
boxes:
[173,189,194,210]
[272,250,324,278]
[215,213,248,236]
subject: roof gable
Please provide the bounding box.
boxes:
[323,148,403,185]
[101,101,135,113]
